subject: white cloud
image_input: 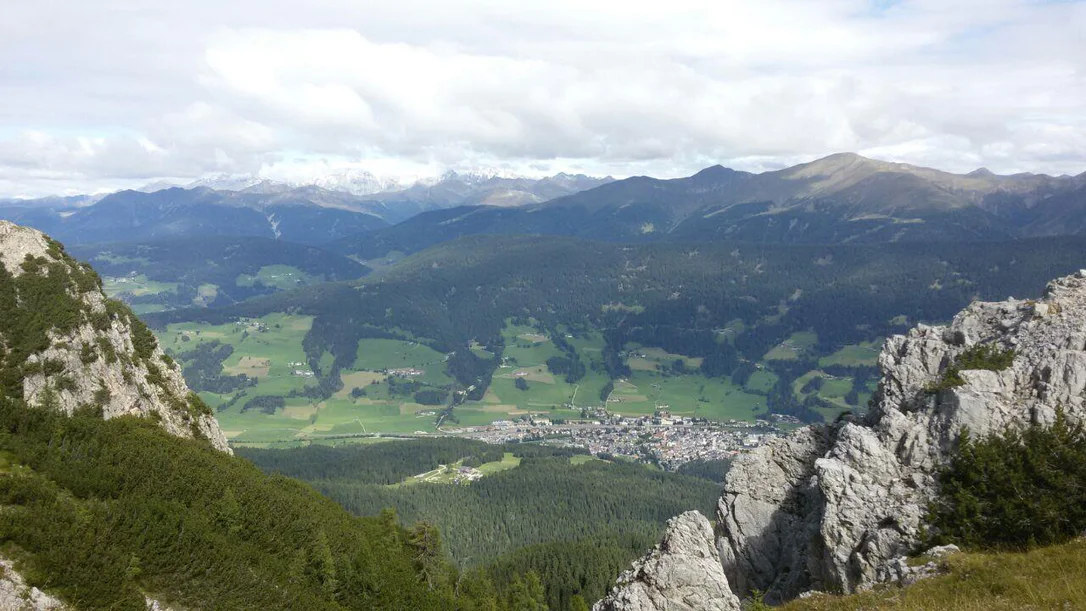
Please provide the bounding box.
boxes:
[1,0,1084,196]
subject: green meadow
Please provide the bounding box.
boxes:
[158,316,877,442]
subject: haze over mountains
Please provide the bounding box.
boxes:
[3,153,1085,251]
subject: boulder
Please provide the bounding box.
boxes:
[595,511,740,611]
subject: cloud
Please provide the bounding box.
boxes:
[1,0,1084,196]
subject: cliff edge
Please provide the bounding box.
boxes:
[0,221,230,453]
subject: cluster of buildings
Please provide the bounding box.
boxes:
[454,415,790,470]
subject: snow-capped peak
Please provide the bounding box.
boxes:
[312,168,409,196]
[184,173,271,192]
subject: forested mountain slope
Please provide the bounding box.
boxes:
[69,237,369,311]
[0,221,519,610]
[329,153,1086,259]
[151,234,1086,422]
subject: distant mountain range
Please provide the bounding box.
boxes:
[330,153,1086,259]
[139,168,613,207]
[4,153,1086,252]
[0,171,612,245]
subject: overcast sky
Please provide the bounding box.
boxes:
[2,0,1085,196]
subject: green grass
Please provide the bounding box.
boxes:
[236,265,317,290]
[764,331,819,361]
[781,539,1086,611]
[606,371,764,420]
[745,370,779,394]
[819,341,883,367]
[101,274,178,298]
[354,339,452,385]
[477,452,521,475]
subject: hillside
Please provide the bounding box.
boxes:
[779,539,1086,611]
[146,233,1086,441]
[0,187,390,246]
[68,237,369,313]
[0,220,524,610]
[0,221,229,451]
[241,437,721,609]
[596,270,1086,609]
[329,153,1086,260]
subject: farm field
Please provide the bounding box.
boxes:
[102,274,178,298]
[819,340,883,367]
[763,331,819,361]
[235,264,317,291]
[605,372,765,420]
[157,315,875,443]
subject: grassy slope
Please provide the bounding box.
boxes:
[782,540,1086,611]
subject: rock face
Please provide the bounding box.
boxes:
[594,511,740,611]
[0,221,230,453]
[0,556,66,610]
[716,270,1086,602]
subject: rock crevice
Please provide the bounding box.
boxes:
[716,271,1086,601]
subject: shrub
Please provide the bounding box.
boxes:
[926,344,1016,393]
[927,410,1086,549]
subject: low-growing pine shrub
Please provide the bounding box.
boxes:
[928,410,1086,549]
[925,343,1016,393]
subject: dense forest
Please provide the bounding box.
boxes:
[242,439,721,608]
[151,234,1086,422]
[0,400,528,610]
[70,237,369,310]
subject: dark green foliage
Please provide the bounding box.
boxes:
[488,535,656,610]
[514,377,529,391]
[249,449,718,570]
[0,246,106,398]
[600,381,614,402]
[239,438,517,486]
[507,571,548,610]
[675,457,733,484]
[800,376,824,394]
[0,399,505,610]
[927,344,1017,393]
[414,389,448,405]
[71,237,370,309]
[928,411,1086,549]
[172,340,254,393]
[152,234,1086,405]
[242,395,286,414]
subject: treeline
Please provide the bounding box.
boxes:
[172,340,255,393]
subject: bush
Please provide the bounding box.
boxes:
[926,344,1016,393]
[927,410,1086,549]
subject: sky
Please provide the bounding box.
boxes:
[2,0,1085,197]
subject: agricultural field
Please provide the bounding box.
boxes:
[819,340,883,367]
[235,264,318,291]
[605,372,764,421]
[102,273,178,299]
[157,314,873,443]
[763,331,819,361]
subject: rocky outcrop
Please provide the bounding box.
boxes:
[595,511,740,611]
[0,556,66,610]
[716,270,1086,602]
[0,221,230,453]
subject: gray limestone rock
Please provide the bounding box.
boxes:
[0,557,66,611]
[715,271,1086,601]
[0,221,230,453]
[595,511,740,611]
